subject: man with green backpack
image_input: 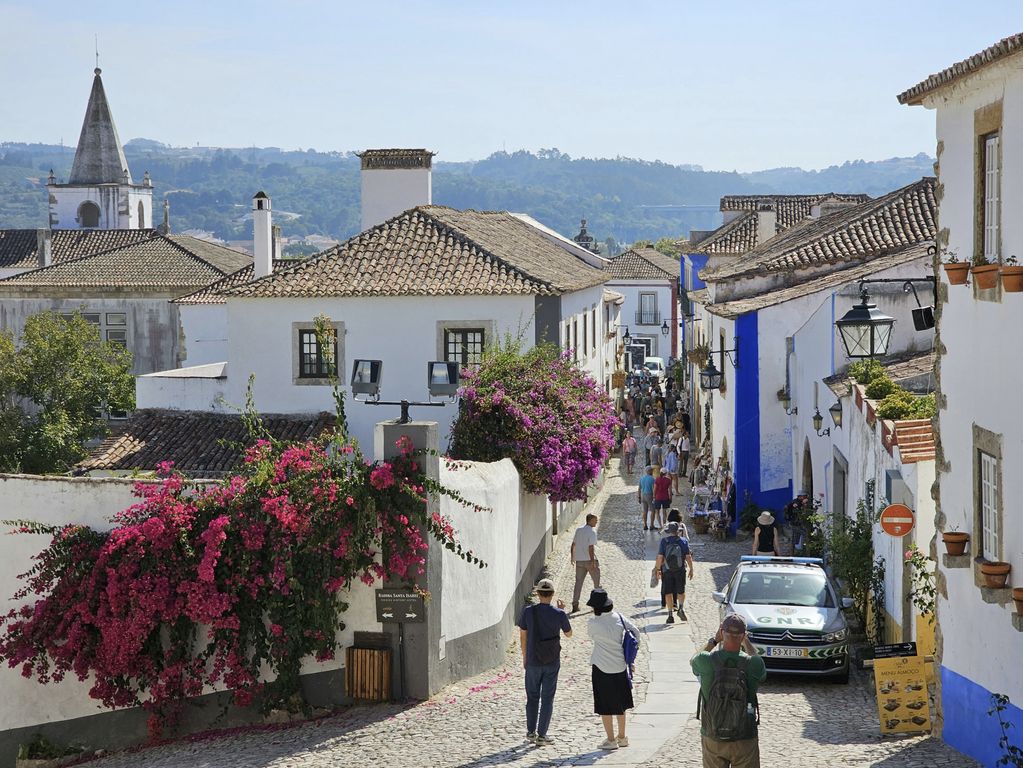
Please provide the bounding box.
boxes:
[691,614,767,767]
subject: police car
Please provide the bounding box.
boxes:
[711,556,854,683]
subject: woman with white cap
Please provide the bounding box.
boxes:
[751,510,780,556]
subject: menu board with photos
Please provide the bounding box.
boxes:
[874,651,931,734]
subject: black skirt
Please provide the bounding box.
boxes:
[591,665,634,715]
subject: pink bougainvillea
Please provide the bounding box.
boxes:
[0,423,486,738]
[448,341,619,501]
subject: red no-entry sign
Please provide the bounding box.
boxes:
[880,504,915,536]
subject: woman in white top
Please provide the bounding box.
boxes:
[585,588,639,750]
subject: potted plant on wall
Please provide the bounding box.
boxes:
[941,527,970,556]
[980,560,1011,588]
[1001,255,1023,293]
[971,253,1000,290]
[942,249,971,285]
[1012,587,1023,616]
[687,343,710,369]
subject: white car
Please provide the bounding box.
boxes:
[643,357,666,380]
[712,556,854,683]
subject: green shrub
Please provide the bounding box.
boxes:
[864,374,899,400]
[847,359,885,384]
[876,390,936,420]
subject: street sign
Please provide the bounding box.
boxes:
[375,589,426,624]
[879,503,915,536]
[873,642,917,659]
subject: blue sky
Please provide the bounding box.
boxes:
[2,1,1021,171]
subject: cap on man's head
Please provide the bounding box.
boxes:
[535,578,555,594]
[722,613,747,633]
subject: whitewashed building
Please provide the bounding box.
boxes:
[604,246,681,365]
[898,32,1023,764]
[686,179,936,525]
[136,202,612,452]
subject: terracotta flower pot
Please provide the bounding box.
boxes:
[980,561,1011,588]
[1013,587,1023,616]
[941,531,969,556]
[1001,265,1023,293]
[943,262,971,285]
[972,263,1000,289]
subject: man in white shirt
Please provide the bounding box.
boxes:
[570,514,600,613]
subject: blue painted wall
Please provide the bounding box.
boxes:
[686,253,710,290]
[941,665,1023,767]
[733,311,792,527]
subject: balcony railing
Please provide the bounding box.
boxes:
[634,310,661,325]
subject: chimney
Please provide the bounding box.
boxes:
[36,228,52,268]
[756,201,777,246]
[812,196,859,219]
[358,149,434,231]
[252,191,272,279]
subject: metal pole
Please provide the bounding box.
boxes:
[398,621,407,700]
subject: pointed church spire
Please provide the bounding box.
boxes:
[68,68,131,185]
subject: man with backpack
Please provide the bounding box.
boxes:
[517,578,573,746]
[653,521,694,623]
[691,614,767,767]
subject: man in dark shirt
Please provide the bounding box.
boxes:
[517,578,573,746]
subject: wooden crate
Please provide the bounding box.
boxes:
[345,646,392,702]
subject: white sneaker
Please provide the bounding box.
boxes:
[616,736,630,747]
[599,738,619,750]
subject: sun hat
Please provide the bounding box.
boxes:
[757,511,775,526]
[535,578,555,594]
[586,588,612,610]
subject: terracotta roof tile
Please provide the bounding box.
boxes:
[703,178,935,280]
[78,409,335,477]
[0,228,156,271]
[225,206,605,299]
[606,247,680,280]
[174,260,294,305]
[898,33,1023,105]
[0,234,250,290]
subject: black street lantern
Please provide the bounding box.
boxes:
[622,327,631,343]
[835,286,895,358]
[812,407,831,437]
[661,320,670,336]
[829,401,843,429]
[699,358,723,391]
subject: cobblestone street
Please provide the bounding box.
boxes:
[87,459,977,768]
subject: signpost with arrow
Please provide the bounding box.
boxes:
[375,589,426,699]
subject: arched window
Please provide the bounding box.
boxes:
[78,201,100,228]
[137,201,146,228]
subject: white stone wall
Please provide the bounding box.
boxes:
[178,304,229,367]
[49,184,151,230]
[559,284,611,388]
[438,459,549,642]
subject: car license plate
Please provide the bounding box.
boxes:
[767,646,808,658]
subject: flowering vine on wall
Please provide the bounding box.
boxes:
[0,411,486,738]
[448,339,619,502]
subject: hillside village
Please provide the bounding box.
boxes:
[0,29,1021,768]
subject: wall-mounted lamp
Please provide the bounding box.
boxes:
[829,401,843,429]
[812,407,831,437]
[351,358,457,423]
[661,320,670,336]
[699,337,739,391]
[780,389,797,415]
[622,327,631,343]
[834,276,937,358]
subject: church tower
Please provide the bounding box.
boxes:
[47,68,153,230]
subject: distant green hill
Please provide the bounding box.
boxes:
[0,142,934,250]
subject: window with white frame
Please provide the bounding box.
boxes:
[980,450,999,561]
[983,133,1000,262]
[60,311,130,349]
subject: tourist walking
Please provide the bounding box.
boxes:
[654,521,694,623]
[679,430,691,478]
[652,466,672,530]
[751,511,780,556]
[649,436,663,468]
[663,443,680,495]
[621,432,637,474]
[691,614,766,767]
[585,589,638,750]
[570,514,601,613]
[638,466,656,530]
[517,578,573,746]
